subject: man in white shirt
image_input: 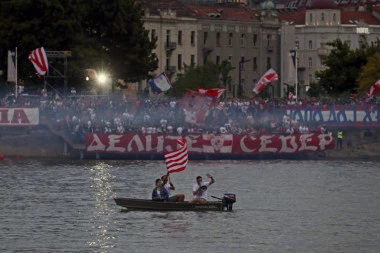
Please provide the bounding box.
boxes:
[190,173,215,203]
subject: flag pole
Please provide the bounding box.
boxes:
[295,50,298,103]
[15,47,18,99]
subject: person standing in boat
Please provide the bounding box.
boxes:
[152,178,169,202]
[161,173,185,202]
[190,173,215,203]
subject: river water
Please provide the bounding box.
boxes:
[0,159,379,253]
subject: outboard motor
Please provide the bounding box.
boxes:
[222,193,236,211]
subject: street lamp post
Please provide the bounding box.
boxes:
[283,83,290,98]
[238,59,251,97]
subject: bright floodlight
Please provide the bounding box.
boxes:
[98,73,107,84]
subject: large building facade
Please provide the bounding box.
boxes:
[140,0,380,99]
[141,0,281,98]
[278,0,380,97]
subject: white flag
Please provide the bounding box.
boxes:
[7,50,16,82]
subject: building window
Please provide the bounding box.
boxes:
[203,54,208,65]
[203,32,208,45]
[253,57,257,71]
[241,79,245,90]
[151,29,156,41]
[178,54,182,70]
[295,40,299,49]
[178,30,182,45]
[216,55,220,65]
[309,40,312,49]
[190,54,195,66]
[241,34,245,47]
[228,55,232,62]
[309,74,313,83]
[216,32,221,47]
[346,40,351,47]
[321,13,325,22]
[309,13,312,23]
[253,34,257,47]
[228,33,233,46]
[253,79,257,86]
[333,13,336,22]
[267,34,272,47]
[267,57,271,69]
[191,31,195,45]
[166,30,171,44]
[308,57,312,67]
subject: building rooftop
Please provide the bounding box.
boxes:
[279,8,380,25]
[308,0,338,9]
[187,4,259,20]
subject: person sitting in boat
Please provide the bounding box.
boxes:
[190,173,215,203]
[161,173,185,202]
[152,178,169,202]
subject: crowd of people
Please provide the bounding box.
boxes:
[1,88,378,144]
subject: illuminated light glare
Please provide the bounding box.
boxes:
[98,73,107,84]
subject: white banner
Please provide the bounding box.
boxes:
[0,108,39,126]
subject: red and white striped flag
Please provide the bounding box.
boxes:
[197,88,226,98]
[367,79,380,99]
[164,139,188,173]
[253,68,278,94]
[28,47,48,76]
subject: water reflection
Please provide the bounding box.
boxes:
[87,162,114,251]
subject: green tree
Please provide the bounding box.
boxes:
[79,0,158,83]
[315,38,380,96]
[307,82,322,97]
[170,61,232,97]
[316,39,358,95]
[357,51,380,94]
[0,0,157,90]
[0,0,81,86]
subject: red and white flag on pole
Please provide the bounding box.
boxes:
[253,68,278,94]
[288,91,294,100]
[197,87,226,98]
[164,139,188,173]
[28,47,48,76]
[367,79,380,98]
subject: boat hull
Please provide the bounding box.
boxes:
[114,198,228,211]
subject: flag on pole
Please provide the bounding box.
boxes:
[252,68,278,94]
[28,47,49,76]
[148,72,173,93]
[288,91,294,100]
[7,50,16,82]
[367,79,380,98]
[164,139,188,173]
[197,87,226,98]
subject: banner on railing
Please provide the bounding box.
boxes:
[85,133,334,155]
[0,108,39,126]
[287,106,380,126]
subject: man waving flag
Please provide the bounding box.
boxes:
[165,139,188,173]
[253,68,278,94]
